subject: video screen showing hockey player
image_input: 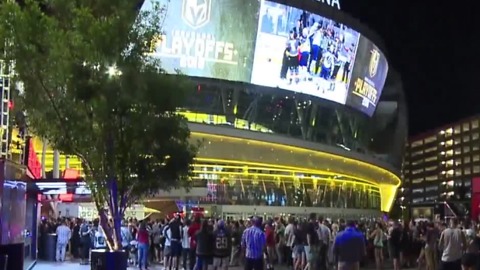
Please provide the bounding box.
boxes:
[251,0,360,105]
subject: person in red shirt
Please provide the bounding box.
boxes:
[137,221,150,270]
[265,222,276,264]
[188,216,202,270]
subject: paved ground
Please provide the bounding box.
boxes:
[33,261,249,270]
[34,260,415,270]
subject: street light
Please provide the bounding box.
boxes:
[106,64,122,77]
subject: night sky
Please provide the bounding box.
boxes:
[341,0,477,135]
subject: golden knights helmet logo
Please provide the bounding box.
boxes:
[182,0,212,29]
[369,48,381,78]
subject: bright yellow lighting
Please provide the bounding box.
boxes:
[14,121,400,212]
[195,159,377,186]
[179,111,273,133]
[191,132,400,185]
[190,132,401,212]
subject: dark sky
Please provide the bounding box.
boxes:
[340,0,478,135]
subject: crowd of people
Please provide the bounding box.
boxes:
[38,214,480,270]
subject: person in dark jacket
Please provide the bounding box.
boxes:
[195,220,215,270]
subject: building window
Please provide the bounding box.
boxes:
[412,198,425,204]
[464,135,471,143]
[454,125,462,134]
[411,150,423,157]
[454,147,462,155]
[411,160,423,166]
[455,169,463,176]
[463,123,470,132]
[454,137,462,145]
[425,185,438,192]
[464,146,471,153]
[425,156,438,162]
[424,136,437,144]
[412,169,423,175]
[474,166,480,174]
[412,178,424,184]
[424,146,437,153]
[465,167,472,175]
[473,120,479,129]
[455,158,462,166]
[411,140,423,148]
[465,180,472,187]
[473,155,480,162]
[464,156,471,164]
[425,176,437,181]
[425,166,437,172]
[412,188,424,194]
[473,133,480,140]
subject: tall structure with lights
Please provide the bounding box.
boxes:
[397,116,480,219]
[15,0,408,219]
[0,60,12,158]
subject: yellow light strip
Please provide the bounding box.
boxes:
[191,132,401,187]
[190,175,380,193]
[194,159,376,186]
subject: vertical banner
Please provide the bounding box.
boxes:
[471,177,480,220]
[345,36,389,116]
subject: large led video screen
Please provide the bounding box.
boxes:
[142,0,388,116]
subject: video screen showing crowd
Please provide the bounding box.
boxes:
[252,1,360,104]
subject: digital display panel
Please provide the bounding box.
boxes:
[142,0,388,116]
[30,181,91,195]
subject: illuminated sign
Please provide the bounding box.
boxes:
[142,0,387,116]
[369,49,380,78]
[345,39,388,116]
[34,181,91,195]
[182,0,212,29]
[314,0,341,10]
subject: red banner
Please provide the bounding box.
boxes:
[27,139,42,179]
[471,177,480,220]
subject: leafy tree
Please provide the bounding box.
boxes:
[0,0,197,250]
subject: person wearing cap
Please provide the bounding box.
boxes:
[213,219,232,270]
[241,217,266,270]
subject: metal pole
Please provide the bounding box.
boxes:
[53,150,59,179]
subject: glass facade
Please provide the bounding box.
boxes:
[211,180,380,210]
[181,76,406,170]
[189,161,381,210]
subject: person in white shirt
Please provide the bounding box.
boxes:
[56,219,72,262]
[182,219,190,270]
[163,222,172,269]
[284,217,295,266]
[120,220,132,251]
[94,223,107,250]
[439,218,466,270]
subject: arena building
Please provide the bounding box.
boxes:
[17,0,407,219]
